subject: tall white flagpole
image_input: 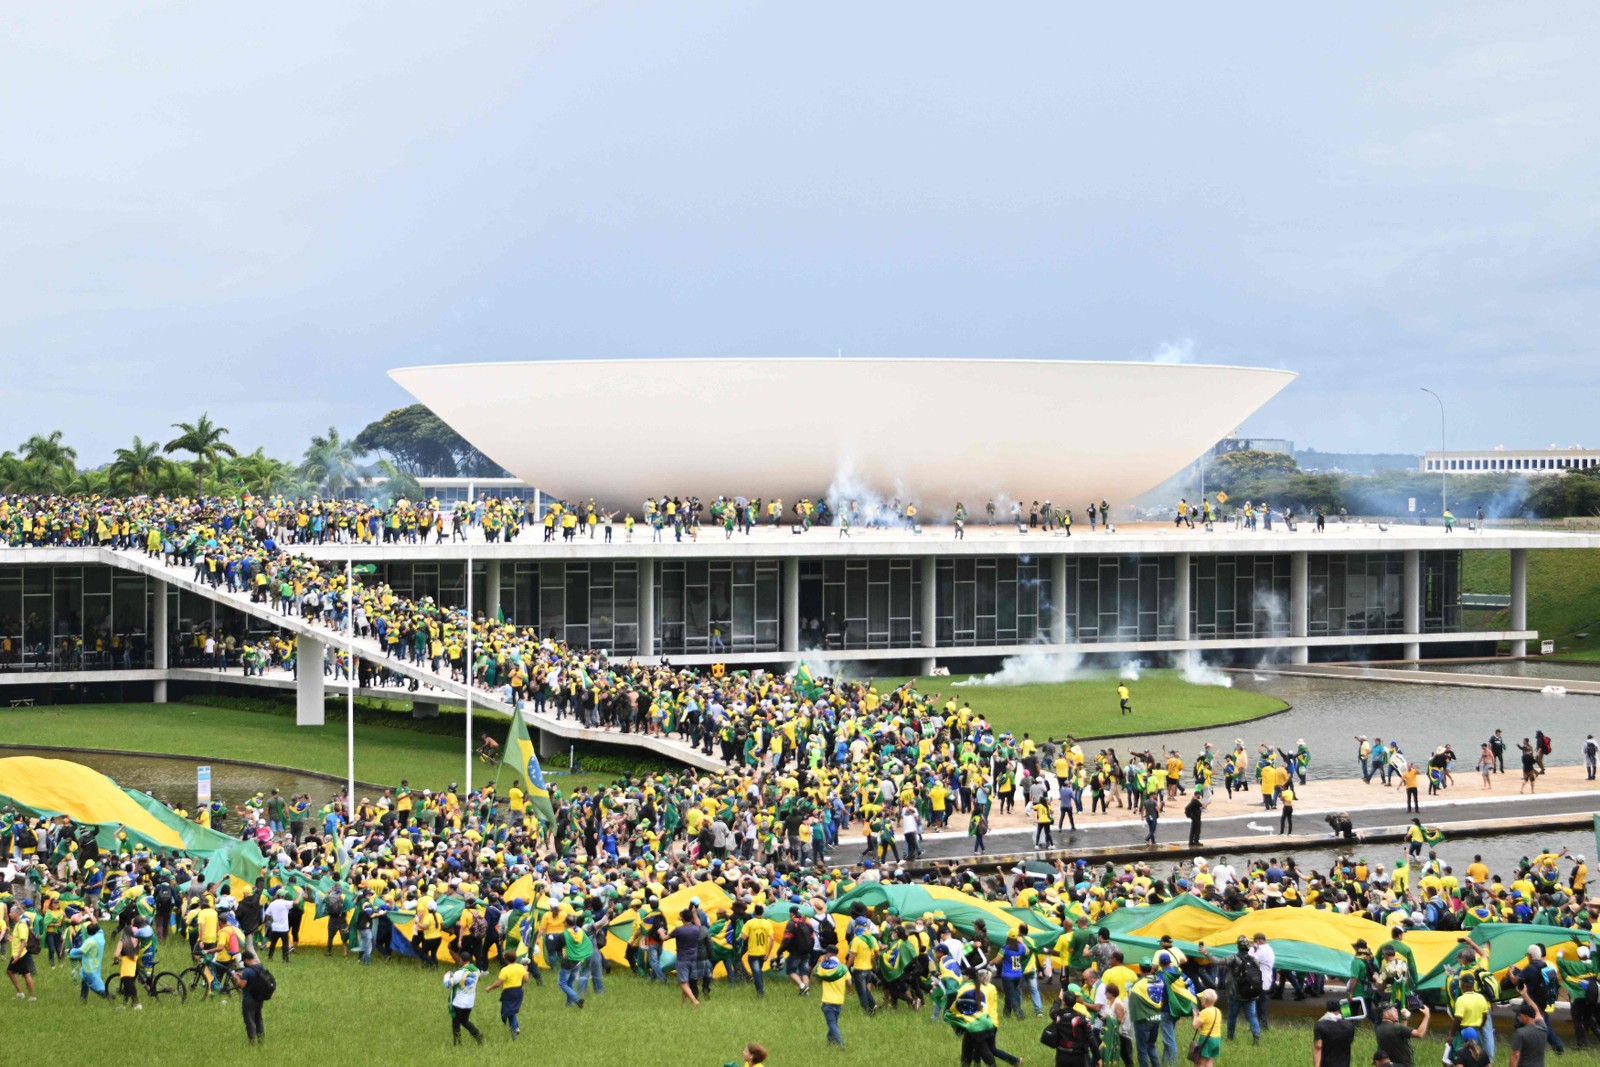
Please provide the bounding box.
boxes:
[465,503,474,796]
[346,545,356,819]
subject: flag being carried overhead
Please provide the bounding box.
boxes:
[502,712,556,830]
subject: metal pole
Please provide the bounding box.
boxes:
[465,529,473,796]
[346,549,355,819]
[1421,388,1446,518]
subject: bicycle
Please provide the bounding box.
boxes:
[177,953,237,999]
[137,959,188,1003]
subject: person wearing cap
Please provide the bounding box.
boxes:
[1451,1026,1491,1067]
[1375,1000,1429,1067]
[263,887,294,962]
[1510,1001,1550,1067]
[1313,996,1358,1067]
[1223,937,1261,1042]
[815,944,850,1047]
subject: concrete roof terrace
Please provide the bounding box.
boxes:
[278,519,1600,563]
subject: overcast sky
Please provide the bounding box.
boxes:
[3,3,1596,466]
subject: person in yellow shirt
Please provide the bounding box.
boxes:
[846,925,879,1013]
[815,948,850,1047]
[741,913,777,995]
[483,955,529,1039]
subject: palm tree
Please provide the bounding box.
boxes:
[164,413,237,487]
[299,426,366,498]
[19,430,77,476]
[369,458,423,504]
[226,448,298,496]
[109,436,168,494]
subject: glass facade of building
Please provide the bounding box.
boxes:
[657,560,781,656]
[1306,552,1404,636]
[799,558,922,651]
[1187,554,1291,641]
[1065,555,1180,642]
[1421,550,1461,633]
[0,547,1478,672]
[934,557,1040,647]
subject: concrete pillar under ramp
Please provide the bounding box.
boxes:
[920,556,938,676]
[296,635,327,726]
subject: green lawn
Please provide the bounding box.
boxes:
[0,701,615,795]
[867,669,1287,740]
[1461,547,1600,656]
[0,949,1499,1067]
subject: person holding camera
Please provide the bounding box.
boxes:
[1222,938,1261,1043]
[1375,1001,1430,1067]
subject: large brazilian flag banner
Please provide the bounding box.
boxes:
[502,710,557,829]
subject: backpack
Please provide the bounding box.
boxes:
[1045,1012,1092,1059]
[1539,735,1552,755]
[1230,954,1262,997]
[252,965,276,1001]
[470,911,488,939]
[324,890,344,917]
[154,883,175,909]
[26,926,42,956]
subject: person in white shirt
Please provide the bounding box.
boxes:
[900,804,924,861]
[263,890,295,961]
[1250,933,1275,1028]
[444,963,484,1044]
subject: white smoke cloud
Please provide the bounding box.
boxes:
[1119,659,1144,681]
[954,648,1086,687]
[1181,661,1234,687]
[1151,338,1196,365]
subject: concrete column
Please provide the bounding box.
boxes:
[1289,551,1309,665]
[639,558,656,659]
[537,721,566,761]
[781,557,799,654]
[1050,555,1068,645]
[411,699,441,720]
[1510,548,1529,657]
[152,582,169,703]
[920,556,938,675]
[1402,550,1421,661]
[484,558,502,624]
[1173,553,1192,641]
[296,634,327,725]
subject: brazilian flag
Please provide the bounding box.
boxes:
[793,662,826,701]
[944,980,997,1033]
[1422,826,1446,846]
[501,711,557,830]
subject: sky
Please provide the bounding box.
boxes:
[2,3,1596,466]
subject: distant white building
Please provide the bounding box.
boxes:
[1422,446,1600,475]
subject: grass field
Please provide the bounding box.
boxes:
[1462,547,1600,657]
[0,702,616,795]
[0,949,1516,1067]
[868,670,1287,740]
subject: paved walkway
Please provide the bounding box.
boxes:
[1263,663,1600,696]
[843,765,1600,859]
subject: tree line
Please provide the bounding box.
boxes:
[1205,450,1599,520]
[0,405,506,500]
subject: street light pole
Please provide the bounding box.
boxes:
[1421,388,1446,520]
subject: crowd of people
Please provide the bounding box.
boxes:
[3,781,1596,1062]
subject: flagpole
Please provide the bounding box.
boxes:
[346,544,356,820]
[465,506,473,797]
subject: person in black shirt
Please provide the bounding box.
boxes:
[1374,1002,1429,1067]
[1313,999,1358,1067]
